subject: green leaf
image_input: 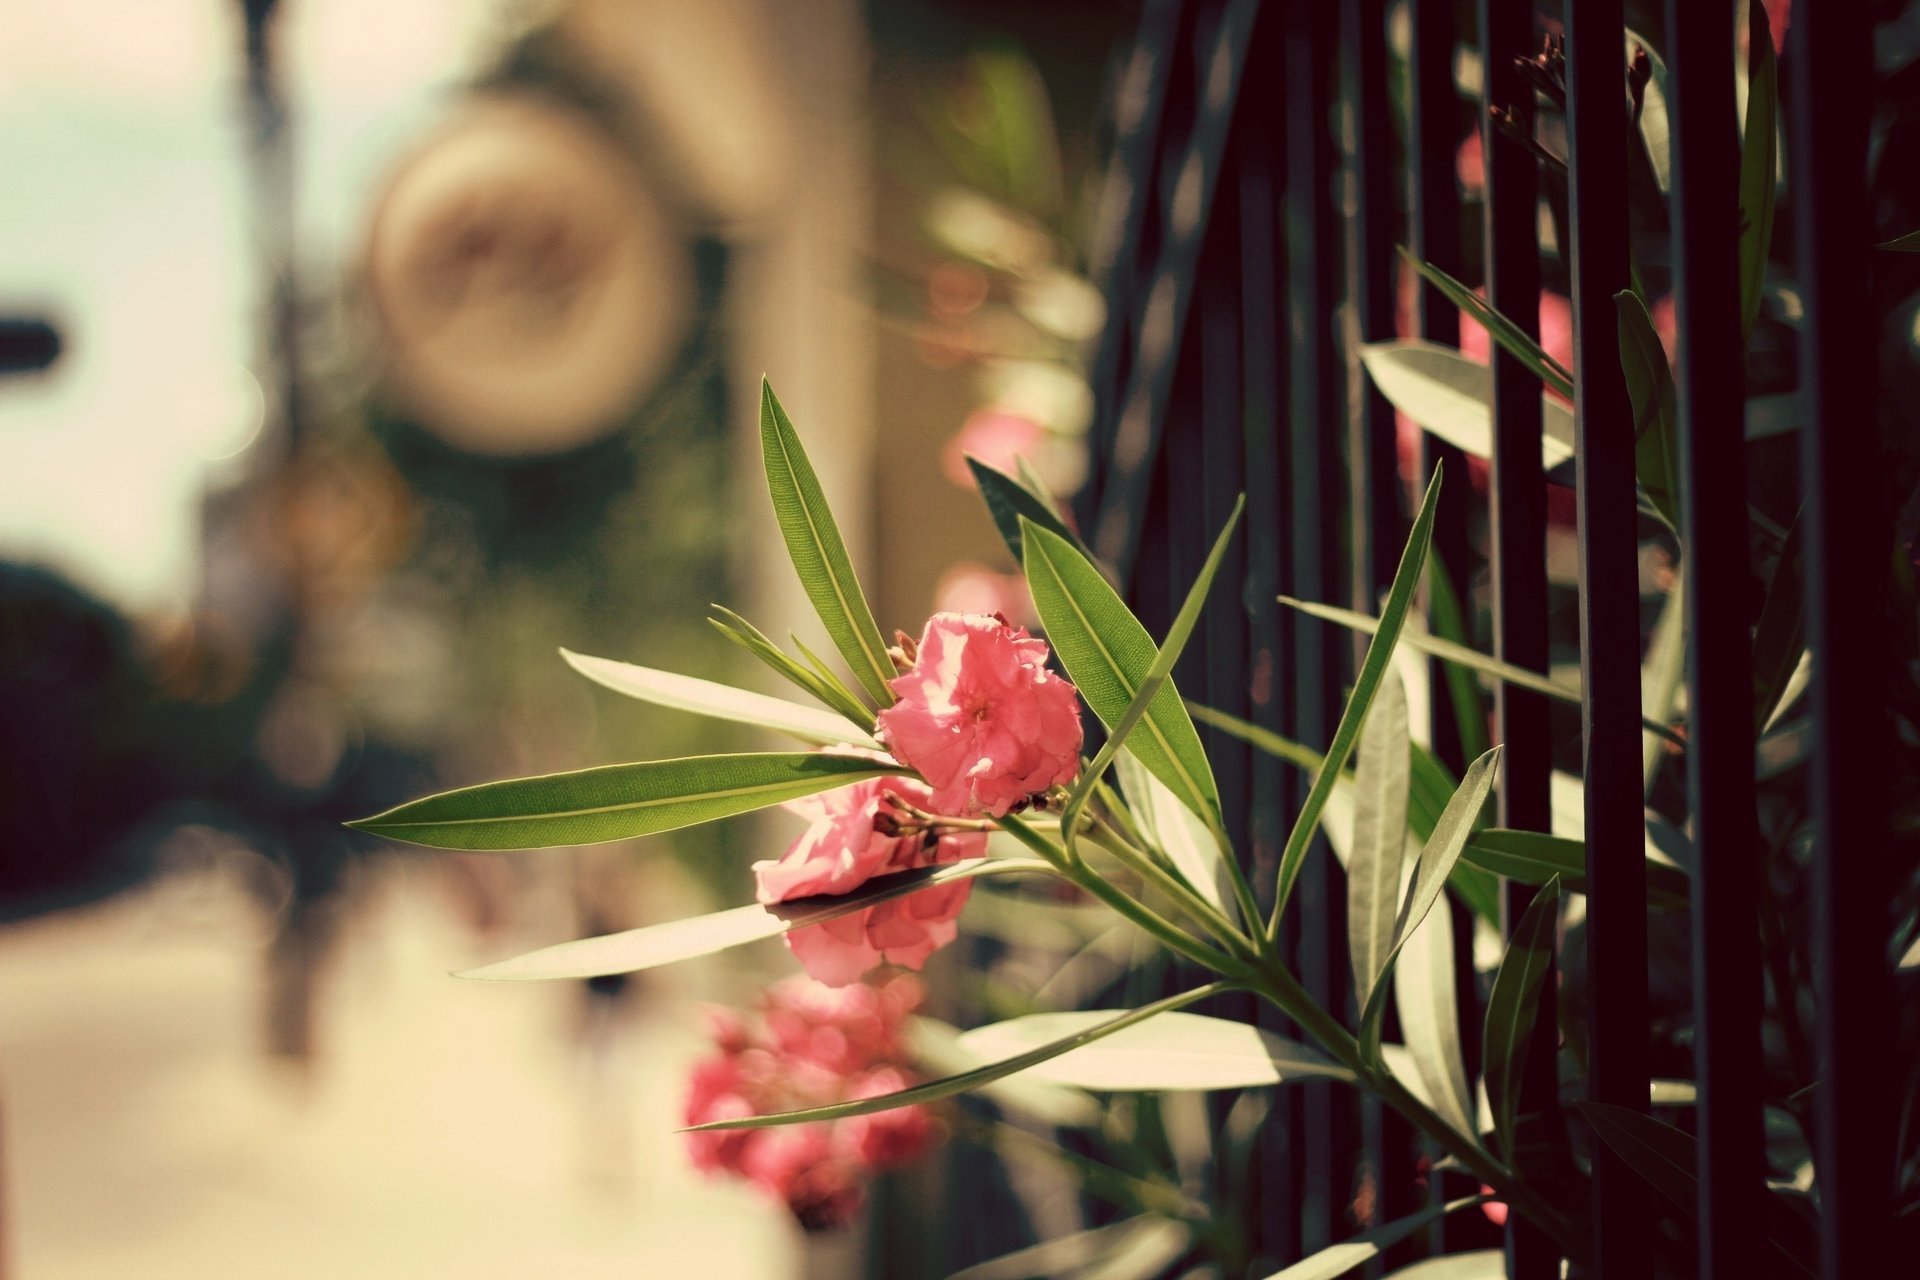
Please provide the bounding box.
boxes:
[1463,828,1691,911]
[709,607,875,729]
[1278,596,1684,746]
[1738,0,1778,343]
[1578,1102,1817,1275]
[1423,555,1490,764]
[1616,291,1682,530]
[1260,1197,1488,1280]
[956,1009,1353,1091]
[1349,668,1411,1002]
[559,648,878,748]
[1380,1252,1505,1280]
[347,751,899,851]
[1400,250,1575,398]
[946,1218,1193,1280]
[1023,517,1223,827]
[758,379,897,705]
[1631,31,1673,192]
[968,455,1096,569]
[1640,570,1687,791]
[1186,700,1504,926]
[1359,747,1503,1059]
[1877,229,1920,252]
[1483,877,1561,1160]
[1115,749,1235,922]
[1358,341,1575,468]
[1273,468,1442,925]
[685,983,1230,1131]
[1393,871,1477,1142]
[457,857,1053,980]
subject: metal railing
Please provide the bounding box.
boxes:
[1076,1,1892,1276]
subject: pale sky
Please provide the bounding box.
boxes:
[0,0,478,610]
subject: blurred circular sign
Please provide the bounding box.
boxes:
[365,92,690,456]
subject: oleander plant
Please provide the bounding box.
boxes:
[353,377,1564,1272]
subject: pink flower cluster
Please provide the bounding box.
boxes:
[755,614,1083,987]
[754,775,986,986]
[878,612,1083,819]
[682,974,936,1231]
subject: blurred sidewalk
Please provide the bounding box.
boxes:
[0,861,797,1280]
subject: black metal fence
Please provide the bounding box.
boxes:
[1076,1,1894,1276]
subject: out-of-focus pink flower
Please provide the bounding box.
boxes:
[1457,130,1485,193]
[754,775,985,985]
[1649,294,1678,365]
[1480,1185,1510,1227]
[681,975,938,1231]
[877,612,1083,818]
[943,408,1044,487]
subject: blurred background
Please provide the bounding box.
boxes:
[0,1,1133,1275]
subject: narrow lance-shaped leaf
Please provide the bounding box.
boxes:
[1631,30,1673,192]
[1738,0,1778,344]
[1023,517,1222,828]
[1878,229,1920,252]
[1400,249,1575,398]
[1578,1102,1816,1276]
[1349,668,1411,1001]
[1377,1251,1506,1280]
[348,751,899,851]
[1359,747,1503,1059]
[1358,341,1576,469]
[956,1009,1353,1092]
[685,983,1230,1132]
[1483,877,1561,1161]
[1115,749,1236,922]
[1616,291,1681,530]
[1271,466,1444,930]
[1750,507,1804,731]
[1278,595,1684,745]
[1260,1197,1489,1280]
[1393,873,1477,1142]
[559,648,877,749]
[1189,700,1505,925]
[709,607,876,729]
[968,455,1098,570]
[1463,829,1691,911]
[758,380,897,704]
[458,857,1054,980]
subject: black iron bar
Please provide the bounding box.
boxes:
[1666,3,1764,1277]
[1479,1,1557,1276]
[1788,4,1894,1276]
[1564,0,1653,1274]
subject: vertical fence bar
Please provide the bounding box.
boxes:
[1343,1,1420,1264]
[1409,0,1473,776]
[1666,3,1764,1277]
[1285,0,1351,1253]
[1344,0,1403,608]
[1478,1,1557,1276]
[1565,0,1653,1273]
[1790,4,1895,1276]
[1091,0,1261,583]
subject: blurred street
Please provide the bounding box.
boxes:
[0,859,795,1279]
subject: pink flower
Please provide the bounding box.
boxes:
[876,612,1083,818]
[754,776,985,986]
[942,408,1044,487]
[681,975,939,1231]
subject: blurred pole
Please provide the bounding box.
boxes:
[238,0,328,1067]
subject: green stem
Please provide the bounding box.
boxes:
[1083,815,1256,960]
[999,815,1254,980]
[1247,959,1591,1266]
